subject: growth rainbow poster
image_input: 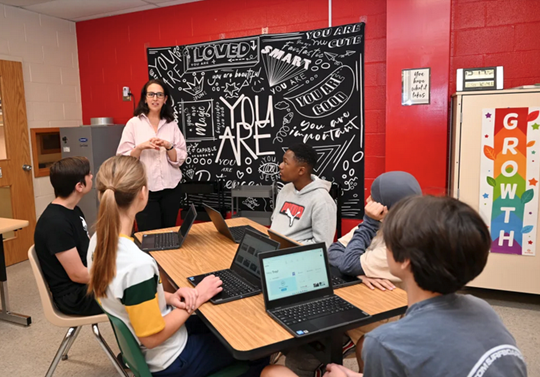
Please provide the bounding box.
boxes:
[479,107,540,256]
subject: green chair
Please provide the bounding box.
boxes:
[105,312,249,377]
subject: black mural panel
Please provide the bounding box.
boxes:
[147,23,365,218]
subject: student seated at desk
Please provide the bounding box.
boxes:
[328,171,422,291]
[87,156,267,377]
[282,171,421,377]
[34,156,102,316]
[270,143,336,248]
[262,195,528,377]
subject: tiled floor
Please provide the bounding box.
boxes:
[1,261,538,377]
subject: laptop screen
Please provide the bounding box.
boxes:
[232,232,279,278]
[179,205,196,237]
[261,247,330,301]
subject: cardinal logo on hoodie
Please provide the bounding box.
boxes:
[279,202,305,226]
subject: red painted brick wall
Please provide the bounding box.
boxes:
[450,0,540,93]
[76,0,386,232]
[385,0,451,195]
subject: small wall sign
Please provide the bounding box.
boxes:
[402,68,430,105]
[456,66,504,91]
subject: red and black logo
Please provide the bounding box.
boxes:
[279,202,305,226]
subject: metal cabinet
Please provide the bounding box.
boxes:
[450,88,540,294]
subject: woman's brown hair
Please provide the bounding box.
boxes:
[88,155,147,298]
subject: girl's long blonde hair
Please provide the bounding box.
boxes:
[88,155,147,298]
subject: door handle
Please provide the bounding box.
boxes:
[22,164,32,171]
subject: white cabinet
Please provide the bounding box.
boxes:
[450,88,540,294]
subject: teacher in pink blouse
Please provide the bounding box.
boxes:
[117,79,187,231]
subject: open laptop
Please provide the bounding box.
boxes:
[187,229,280,304]
[203,203,265,243]
[259,243,370,337]
[136,204,197,252]
[267,229,362,289]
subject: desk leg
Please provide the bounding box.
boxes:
[314,333,344,365]
[0,234,31,326]
[328,333,344,365]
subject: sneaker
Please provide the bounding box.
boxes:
[314,363,326,377]
[342,336,356,358]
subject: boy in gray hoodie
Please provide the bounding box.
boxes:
[270,143,337,248]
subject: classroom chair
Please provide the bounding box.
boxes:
[105,311,250,377]
[27,246,128,377]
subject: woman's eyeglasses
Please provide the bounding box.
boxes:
[146,92,165,98]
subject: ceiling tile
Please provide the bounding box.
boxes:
[0,0,205,22]
[148,0,201,5]
[71,4,157,21]
[0,0,51,6]
[25,0,155,20]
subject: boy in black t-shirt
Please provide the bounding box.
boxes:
[34,156,102,316]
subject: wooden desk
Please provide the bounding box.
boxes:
[0,218,31,326]
[138,218,407,362]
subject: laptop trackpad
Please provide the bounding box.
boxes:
[310,310,368,330]
[310,316,344,330]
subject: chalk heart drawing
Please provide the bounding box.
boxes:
[285,66,355,119]
[237,170,245,179]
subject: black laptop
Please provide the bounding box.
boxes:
[203,203,265,243]
[267,229,362,289]
[136,204,197,252]
[187,229,280,304]
[259,243,370,337]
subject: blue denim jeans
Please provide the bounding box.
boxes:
[152,315,268,377]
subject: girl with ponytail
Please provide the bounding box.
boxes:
[87,156,266,376]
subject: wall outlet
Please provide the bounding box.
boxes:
[122,86,131,101]
[262,27,268,35]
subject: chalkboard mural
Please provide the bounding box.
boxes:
[147,23,365,218]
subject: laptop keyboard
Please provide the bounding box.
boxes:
[331,275,348,288]
[230,225,262,241]
[154,232,177,248]
[272,296,355,326]
[203,269,257,297]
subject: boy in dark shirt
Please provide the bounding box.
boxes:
[34,156,101,316]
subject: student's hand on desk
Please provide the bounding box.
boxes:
[195,275,223,304]
[359,276,395,291]
[172,287,199,314]
[365,199,388,221]
[324,364,362,377]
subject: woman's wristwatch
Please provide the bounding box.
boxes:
[166,143,175,151]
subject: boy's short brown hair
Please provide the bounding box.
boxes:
[49,157,91,198]
[382,195,491,294]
